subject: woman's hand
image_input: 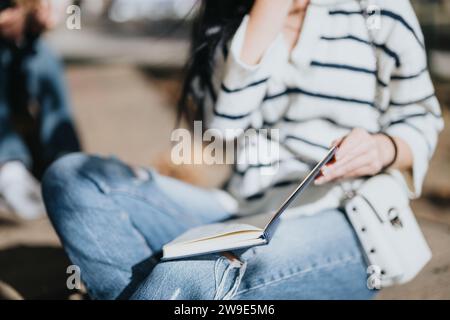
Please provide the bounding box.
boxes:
[314,128,413,185]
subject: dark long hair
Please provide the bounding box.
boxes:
[177,0,254,128]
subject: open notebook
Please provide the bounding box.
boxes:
[162,146,337,261]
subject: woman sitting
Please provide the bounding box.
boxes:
[42,0,443,299]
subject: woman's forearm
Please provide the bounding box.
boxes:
[240,0,292,65]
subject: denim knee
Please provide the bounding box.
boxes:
[42,152,97,219]
[42,153,146,219]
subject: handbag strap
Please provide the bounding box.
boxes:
[358,0,383,110]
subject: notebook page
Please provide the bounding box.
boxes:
[168,223,263,246]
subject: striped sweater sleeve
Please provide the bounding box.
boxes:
[204,15,288,139]
[379,1,444,197]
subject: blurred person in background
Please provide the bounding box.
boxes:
[0,0,80,220]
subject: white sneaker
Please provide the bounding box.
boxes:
[0,161,46,220]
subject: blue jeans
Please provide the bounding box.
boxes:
[0,39,80,177]
[42,153,375,300]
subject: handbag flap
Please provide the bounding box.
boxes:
[356,174,409,223]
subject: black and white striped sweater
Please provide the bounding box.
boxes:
[202,0,444,215]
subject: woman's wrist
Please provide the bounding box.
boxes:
[374,133,397,170]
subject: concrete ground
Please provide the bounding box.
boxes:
[0,63,449,300]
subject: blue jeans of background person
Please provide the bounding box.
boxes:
[42,153,376,300]
[0,39,80,177]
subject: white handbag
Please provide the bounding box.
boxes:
[343,174,431,287]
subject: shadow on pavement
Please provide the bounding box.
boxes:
[0,245,76,300]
